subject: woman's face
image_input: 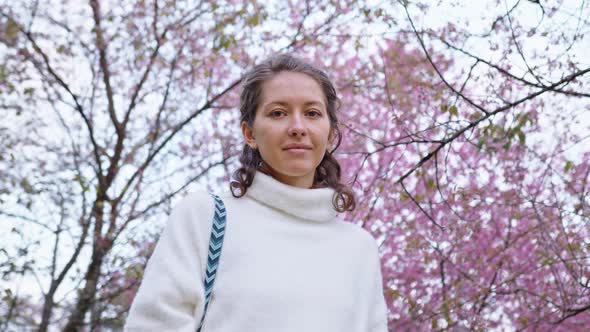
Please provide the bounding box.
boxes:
[242,71,332,188]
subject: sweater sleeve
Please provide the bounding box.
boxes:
[124,192,211,332]
[368,240,388,332]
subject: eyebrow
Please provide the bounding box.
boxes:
[264,101,325,108]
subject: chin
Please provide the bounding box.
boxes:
[281,169,315,177]
[264,160,321,180]
[276,166,317,178]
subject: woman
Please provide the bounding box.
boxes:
[125,54,388,331]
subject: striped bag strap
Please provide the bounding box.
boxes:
[196,194,227,332]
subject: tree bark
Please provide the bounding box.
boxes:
[38,289,56,332]
[63,199,108,332]
[62,249,106,332]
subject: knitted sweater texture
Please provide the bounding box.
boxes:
[125,172,388,331]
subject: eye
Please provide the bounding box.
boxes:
[269,109,286,118]
[306,109,323,118]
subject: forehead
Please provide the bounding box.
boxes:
[259,71,325,106]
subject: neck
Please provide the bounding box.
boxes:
[259,166,315,189]
[270,172,314,188]
[245,171,338,222]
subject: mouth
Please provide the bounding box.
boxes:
[285,148,309,153]
[283,144,313,151]
[283,145,312,155]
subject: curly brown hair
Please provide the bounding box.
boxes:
[230,54,355,212]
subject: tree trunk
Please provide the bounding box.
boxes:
[90,294,101,332]
[38,289,56,332]
[62,250,105,332]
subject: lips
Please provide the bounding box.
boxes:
[283,143,312,150]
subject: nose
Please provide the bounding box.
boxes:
[287,113,307,137]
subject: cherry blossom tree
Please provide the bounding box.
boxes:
[330,1,590,330]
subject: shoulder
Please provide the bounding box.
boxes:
[175,189,215,208]
[335,219,380,254]
[164,190,217,232]
[334,220,382,278]
[170,190,214,214]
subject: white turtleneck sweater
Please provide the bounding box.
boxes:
[125,172,388,332]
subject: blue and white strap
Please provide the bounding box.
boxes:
[196,194,227,332]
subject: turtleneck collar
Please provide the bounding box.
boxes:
[245,171,338,223]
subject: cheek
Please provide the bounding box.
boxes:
[315,123,332,146]
[254,126,280,151]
